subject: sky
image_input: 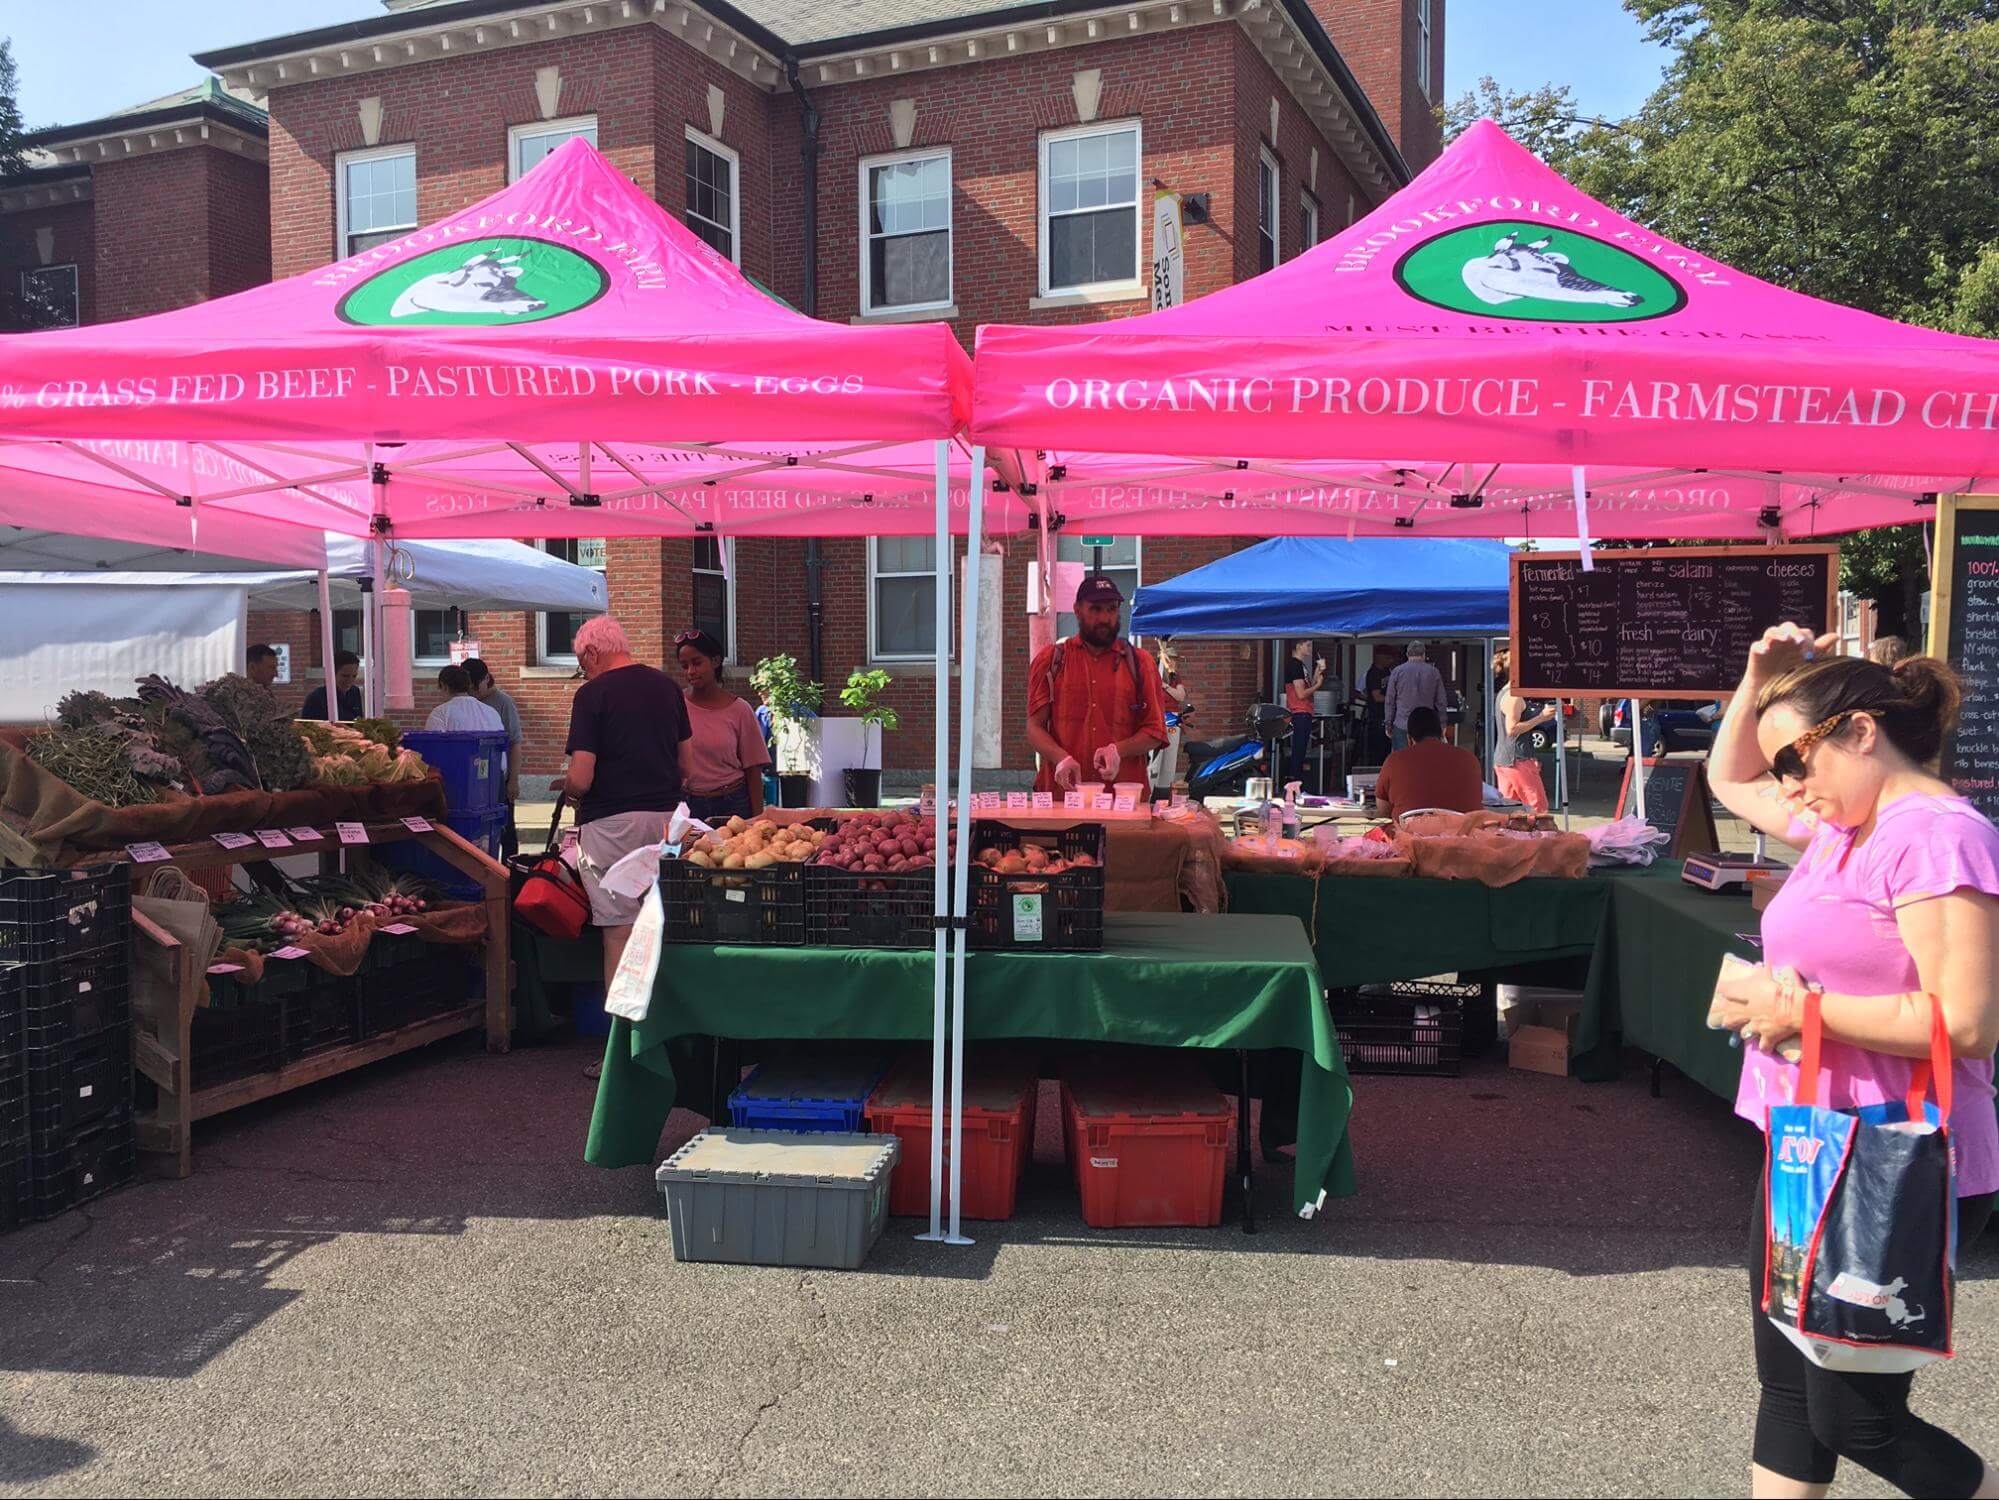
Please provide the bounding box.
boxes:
[8,1,1672,130]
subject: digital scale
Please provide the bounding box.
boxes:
[1682,851,1787,892]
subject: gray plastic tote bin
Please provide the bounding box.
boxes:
[654,1129,900,1270]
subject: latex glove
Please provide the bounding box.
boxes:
[1093,744,1122,781]
[1053,756,1084,791]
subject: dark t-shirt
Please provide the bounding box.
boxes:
[299,684,364,721]
[564,664,692,824]
[1363,665,1391,716]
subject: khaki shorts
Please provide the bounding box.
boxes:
[577,811,671,927]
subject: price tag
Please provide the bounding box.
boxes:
[1032,792,1054,811]
[1092,793,1115,812]
[1006,792,1030,811]
[976,792,1002,811]
[336,822,369,846]
[380,922,418,936]
[285,826,323,842]
[269,945,310,960]
[212,831,255,850]
[205,962,244,976]
[401,816,434,834]
[125,841,172,864]
[1113,794,1137,813]
[254,829,293,850]
[1063,791,1087,811]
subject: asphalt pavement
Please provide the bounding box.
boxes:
[4,1026,1995,1497]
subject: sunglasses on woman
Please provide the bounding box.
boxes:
[1768,709,1875,782]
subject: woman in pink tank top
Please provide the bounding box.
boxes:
[1708,625,1999,1499]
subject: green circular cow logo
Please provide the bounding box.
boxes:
[1394,222,1686,323]
[336,236,609,326]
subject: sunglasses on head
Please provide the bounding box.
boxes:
[1768,709,1874,782]
[674,630,714,649]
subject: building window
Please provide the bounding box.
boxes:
[332,609,364,659]
[537,537,606,664]
[870,537,948,662]
[1039,122,1141,296]
[1416,0,1433,98]
[860,149,952,314]
[1057,536,1141,641]
[1257,149,1280,273]
[510,116,597,181]
[1299,191,1320,255]
[684,129,739,264]
[18,264,78,328]
[336,145,416,257]
[413,607,465,666]
[692,536,733,661]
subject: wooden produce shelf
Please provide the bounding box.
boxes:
[80,818,513,1180]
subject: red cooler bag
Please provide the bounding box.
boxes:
[511,798,591,942]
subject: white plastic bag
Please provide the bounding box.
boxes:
[605,882,665,1023]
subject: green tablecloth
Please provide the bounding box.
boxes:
[584,913,1353,1216]
[1574,874,1758,1101]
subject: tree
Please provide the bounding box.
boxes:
[1445,1,1999,611]
[0,39,65,332]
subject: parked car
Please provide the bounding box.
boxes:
[1598,698,1718,756]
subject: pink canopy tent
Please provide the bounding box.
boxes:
[0,137,986,541]
[972,120,1999,541]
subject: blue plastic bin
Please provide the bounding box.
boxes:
[400,730,509,813]
[380,804,508,901]
[729,1054,891,1134]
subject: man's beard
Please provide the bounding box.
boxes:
[1081,619,1119,648]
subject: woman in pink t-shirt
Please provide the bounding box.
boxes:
[1710,625,1999,1500]
[673,629,771,822]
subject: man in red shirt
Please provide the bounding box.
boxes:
[1026,576,1169,795]
[1374,707,1484,820]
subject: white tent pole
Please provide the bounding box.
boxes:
[919,439,952,1245]
[944,445,986,1247]
[316,567,341,724]
[1482,639,1495,782]
[1631,697,1646,822]
[1558,705,1569,829]
[368,448,388,719]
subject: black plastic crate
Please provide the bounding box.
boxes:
[1331,982,1468,1077]
[0,866,130,967]
[804,866,936,949]
[0,1140,28,1233]
[660,859,807,946]
[26,1025,132,1142]
[17,947,130,1052]
[364,924,432,975]
[358,949,474,1037]
[284,974,360,1061]
[189,994,286,1091]
[27,1114,134,1220]
[967,821,1106,952]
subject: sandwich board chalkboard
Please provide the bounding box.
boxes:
[1511,547,1839,698]
[1927,495,1999,827]
[1615,757,1720,860]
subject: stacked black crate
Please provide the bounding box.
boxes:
[0,962,27,1230]
[0,867,136,1222]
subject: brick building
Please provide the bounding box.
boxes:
[14,0,1442,781]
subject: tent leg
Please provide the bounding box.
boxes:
[1630,698,1646,821]
[368,454,388,719]
[918,439,953,1246]
[1558,709,1569,830]
[1482,639,1495,782]
[316,568,340,724]
[942,446,986,1248]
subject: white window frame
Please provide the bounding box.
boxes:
[683,127,740,266]
[19,264,78,328]
[411,607,465,669]
[868,538,956,665]
[691,536,738,665]
[1056,536,1144,642]
[858,147,954,316]
[335,143,417,260]
[1257,147,1281,272]
[1416,0,1433,99]
[535,538,606,665]
[1299,190,1320,255]
[508,115,597,182]
[1037,119,1144,298]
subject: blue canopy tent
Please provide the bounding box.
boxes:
[1130,537,1512,638]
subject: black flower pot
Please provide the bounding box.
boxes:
[844,768,883,808]
[777,773,816,808]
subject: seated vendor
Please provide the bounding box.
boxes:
[1026,575,1169,797]
[1374,707,1483,820]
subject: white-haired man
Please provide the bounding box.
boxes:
[1382,641,1449,753]
[555,616,693,1048]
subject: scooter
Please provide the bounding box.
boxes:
[1181,722,1267,801]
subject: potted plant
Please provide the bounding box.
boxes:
[838,668,899,808]
[750,654,823,808]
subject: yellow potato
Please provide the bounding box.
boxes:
[686,850,715,868]
[722,852,746,870]
[744,851,776,870]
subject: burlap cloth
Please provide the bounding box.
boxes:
[0,730,445,864]
[208,901,488,998]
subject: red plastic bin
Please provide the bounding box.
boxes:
[864,1052,1038,1221]
[1061,1063,1232,1229]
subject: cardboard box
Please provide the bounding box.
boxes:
[1509,1000,1579,1077]
[1750,869,1788,912]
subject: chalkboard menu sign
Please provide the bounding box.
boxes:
[1615,757,1721,858]
[1931,497,1999,826]
[1510,547,1839,698]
